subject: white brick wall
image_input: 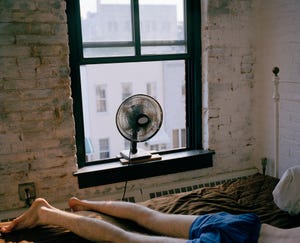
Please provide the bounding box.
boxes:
[202,0,256,171]
[254,0,300,176]
[0,0,78,210]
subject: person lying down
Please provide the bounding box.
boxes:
[0,197,299,243]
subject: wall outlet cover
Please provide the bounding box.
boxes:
[18,182,36,201]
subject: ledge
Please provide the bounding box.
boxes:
[74,150,214,188]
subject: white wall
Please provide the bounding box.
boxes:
[254,0,300,177]
[202,0,257,173]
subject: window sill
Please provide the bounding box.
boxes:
[74,150,214,188]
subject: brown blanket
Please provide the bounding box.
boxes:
[1,173,299,243]
[140,173,300,228]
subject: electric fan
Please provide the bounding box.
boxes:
[116,94,163,162]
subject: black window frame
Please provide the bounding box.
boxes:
[66,0,213,188]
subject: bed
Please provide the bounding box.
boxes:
[1,173,300,243]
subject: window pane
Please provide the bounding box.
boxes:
[139,0,186,54]
[80,61,186,162]
[79,0,134,57]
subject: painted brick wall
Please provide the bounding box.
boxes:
[202,0,257,171]
[0,0,260,211]
[0,0,79,210]
[3,0,296,212]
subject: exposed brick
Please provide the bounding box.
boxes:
[0,46,31,57]
[0,0,76,210]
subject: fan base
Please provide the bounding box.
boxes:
[120,148,152,160]
[120,153,162,165]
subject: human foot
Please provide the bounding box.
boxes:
[0,198,52,233]
[68,197,91,212]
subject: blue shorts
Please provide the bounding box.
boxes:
[187,212,261,243]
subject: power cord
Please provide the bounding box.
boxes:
[121,180,128,201]
[121,147,132,201]
[261,157,267,175]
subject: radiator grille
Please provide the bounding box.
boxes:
[118,196,136,203]
[149,176,247,199]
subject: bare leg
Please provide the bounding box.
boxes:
[69,197,197,239]
[0,198,50,232]
[259,224,300,243]
[0,198,187,243]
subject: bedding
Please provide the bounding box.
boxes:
[273,165,300,215]
[1,173,299,243]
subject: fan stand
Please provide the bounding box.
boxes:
[119,150,161,164]
[120,148,152,161]
[120,140,152,161]
[120,133,161,164]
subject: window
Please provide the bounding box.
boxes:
[146,82,157,98]
[172,128,186,148]
[121,82,132,100]
[173,129,179,148]
[124,139,130,150]
[67,0,203,170]
[96,85,107,112]
[99,138,110,159]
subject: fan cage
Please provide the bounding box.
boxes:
[115,94,163,143]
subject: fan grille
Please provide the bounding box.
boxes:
[116,94,163,142]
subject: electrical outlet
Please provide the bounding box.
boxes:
[18,182,36,201]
